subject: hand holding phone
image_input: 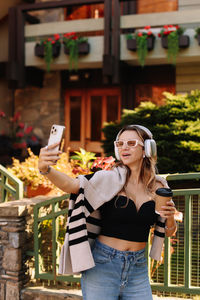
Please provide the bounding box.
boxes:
[47,124,65,152]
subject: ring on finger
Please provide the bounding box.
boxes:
[45,145,48,150]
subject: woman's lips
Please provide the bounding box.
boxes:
[121,153,131,158]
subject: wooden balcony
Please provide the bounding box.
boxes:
[8,1,200,88]
[25,9,200,70]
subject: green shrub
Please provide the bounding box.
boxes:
[102,90,200,173]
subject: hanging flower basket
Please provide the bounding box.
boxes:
[196,35,200,45]
[34,34,61,72]
[126,26,155,67]
[158,25,189,64]
[64,41,90,55]
[35,43,61,58]
[127,35,155,51]
[161,35,189,49]
[63,32,89,71]
[194,27,200,45]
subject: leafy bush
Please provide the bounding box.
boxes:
[102,90,200,174]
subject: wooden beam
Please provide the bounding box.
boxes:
[121,9,200,29]
[16,7,26,88]
[19,0,104,12]
[112,0,120,83]
[25,18,104,37]
[103,0,113,80]
[8,7,18,88]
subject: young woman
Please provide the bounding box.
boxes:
[38,124,177,300]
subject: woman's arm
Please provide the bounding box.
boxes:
[38,143,80,194]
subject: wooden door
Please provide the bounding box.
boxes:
[65,88,121,154]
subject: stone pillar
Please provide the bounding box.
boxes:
[0,198,45,300]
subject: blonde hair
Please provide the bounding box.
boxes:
[114,125,157,195]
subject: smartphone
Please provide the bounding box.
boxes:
[47,124,65,151]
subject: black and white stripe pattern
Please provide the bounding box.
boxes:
[59,167,166,274]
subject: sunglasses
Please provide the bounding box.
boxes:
[114,139,144,148]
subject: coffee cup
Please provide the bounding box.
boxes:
[155,188,173,215]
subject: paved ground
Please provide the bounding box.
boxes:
[23,287,195,300]
[66,289,194,299]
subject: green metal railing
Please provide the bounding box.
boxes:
[32,173,200,295]
[0,164,23,202]
[33,193,80,282]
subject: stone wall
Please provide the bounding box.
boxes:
[14,72,64,146]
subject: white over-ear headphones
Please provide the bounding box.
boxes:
[114,125,157,160]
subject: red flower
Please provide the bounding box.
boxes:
[0,111,5,118]
[164,31,168,35]
[13,142,27,149]
[19,122,25,129]
[54,34,60,41]
[138,32,143,37]
[19,142,27,149]
[47,38,52,42]
[31,135,37,142]
[164,25,169,29]
[51,40,55,44]
[158,33,161,37]
[147,31,152,36]
[72,36,78,40]
[13,112,21,122]
[16,132,24,138]
[176,25,179,29]
[25,126,33,134]
[144,25,151,30]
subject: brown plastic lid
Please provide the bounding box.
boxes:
[155,187,173,197]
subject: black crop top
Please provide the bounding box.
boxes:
[99,195,158,242]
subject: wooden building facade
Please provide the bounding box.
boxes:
[1,0,200,154]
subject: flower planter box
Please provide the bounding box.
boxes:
[127,36,155,51]
[161,35,190,49]
[196,34,200,45]
[34,43,61,58]
[64,42,90,55]
[26,184,52,198]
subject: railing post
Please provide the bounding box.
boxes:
[184,195,191,289]
[164,237,171,287]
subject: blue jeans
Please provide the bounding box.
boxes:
[81,239,153,300]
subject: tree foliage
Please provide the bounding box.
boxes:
[102,90,200,173]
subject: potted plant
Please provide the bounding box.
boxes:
[126,26,155,67]
[8,148,77,197]
[158,25,190,64]
[35,34,61,72]
[194,27,200,45]
[63,32,90,71]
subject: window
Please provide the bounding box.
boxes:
[137,0,178,14]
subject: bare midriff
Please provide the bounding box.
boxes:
[98,235,146,251]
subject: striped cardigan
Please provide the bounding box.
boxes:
[58,166,166,275]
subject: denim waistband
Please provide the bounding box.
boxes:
[94,238,146,258]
